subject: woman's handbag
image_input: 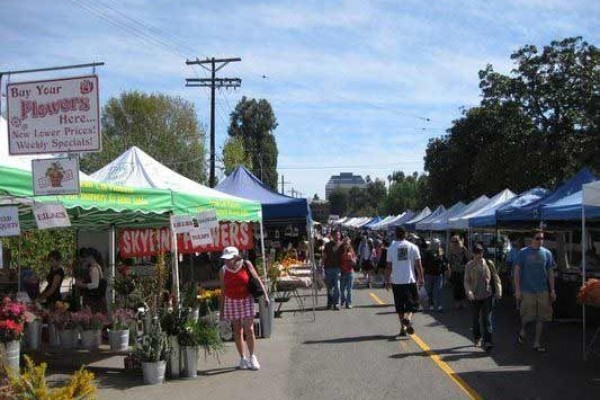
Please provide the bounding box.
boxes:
[245,262,264,300]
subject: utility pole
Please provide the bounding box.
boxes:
[185,57,241,188]
[280,175,291,194]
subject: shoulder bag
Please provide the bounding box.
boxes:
[245,261,265,300]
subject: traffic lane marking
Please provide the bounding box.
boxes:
[369,291,483,400]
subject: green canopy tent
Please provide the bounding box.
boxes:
[0,165,262,303]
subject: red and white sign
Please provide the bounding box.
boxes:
[7,75,101,155]
[32,203,71,230]
[118,222,254,258]
[0,207,21,237]
[32,157,80,195]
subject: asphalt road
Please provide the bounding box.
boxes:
[53,282,600,400]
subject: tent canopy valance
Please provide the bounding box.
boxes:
[0,165,262,230]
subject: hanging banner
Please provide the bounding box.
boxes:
[118,222,254,258]
[0,207,21,237]
[170,214,197,234]
[32,157,80,195]
[7,75,101,155]
[195,210,218,230]
[32,203,71,230]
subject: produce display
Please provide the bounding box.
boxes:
[577,279,600,306]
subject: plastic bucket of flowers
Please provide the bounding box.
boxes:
[0,297,26,373]
[109,308,135,351]
[72,307,107,352]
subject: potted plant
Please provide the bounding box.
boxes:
[159,307,187,379]
[45,161,65,187]
[71,307,106,352]
[109,308,135,351]
[182,284,200,322]
[135,320,170,385]
[177,320,201,378]
[0,297,26,373]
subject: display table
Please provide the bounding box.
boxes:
[274,276,312,316]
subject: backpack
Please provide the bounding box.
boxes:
[486,260,502,297]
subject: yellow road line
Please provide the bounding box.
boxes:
[369,291,483,400]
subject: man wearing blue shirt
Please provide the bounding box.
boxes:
[514,229,556,352]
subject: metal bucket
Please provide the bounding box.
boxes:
[25,320,42,351]
[48,323,61,347]
[168,335,180,378]
[1,340,20,373]
[142,360,166,385]
[108,330,130,351]
[59,329,77,349]
[81,330,101,351]
[180,346,198,378]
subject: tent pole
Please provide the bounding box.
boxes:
[170,215,180,307]
[108,224,116,311]
[259,220,268,288]
[582,204,587,361]
[307,220,317,322]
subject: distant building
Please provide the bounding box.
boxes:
[325,172,367,199]
[310,200,330,223]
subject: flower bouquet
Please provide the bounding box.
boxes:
[578,279,600,306]
[0,320,24,343]
[71,307,107,331]
[0,298,26,371]
[197,288,221,316]
[109,308,135,351]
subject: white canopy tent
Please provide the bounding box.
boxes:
[447,195,491,230]
[452,189,516,230]
[376,212,408,231]
[368,215,395,230]
[420,202,467,231]
[395,207,431,228]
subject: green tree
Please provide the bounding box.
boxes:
[227,97,279,189]
[424,37,600,205]
[328,188,349,216]
[80,91,206,183]
[222,135,253,176]
[383,171,428,214]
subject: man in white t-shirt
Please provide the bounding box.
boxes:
[385,226,424,337]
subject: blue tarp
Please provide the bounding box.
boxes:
[215,166,311,221]
[470,188,546,227]
[497,168,597,222]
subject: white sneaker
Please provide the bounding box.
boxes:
[249,354,260,370]
[238,357,249,370]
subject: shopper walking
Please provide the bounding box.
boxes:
[447,235,470,309]
[423,239,448,311]
[358,235,376,288]
[219,246,269,370]
[514,230,556,352]
[323,230,343,310]
[340,237,357,309]
[385,226,424,337]
[464,243,502,350]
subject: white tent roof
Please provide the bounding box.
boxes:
[583,181,600,207]
[411,205,446,230]
[420,202,467,231]
[0,116,92,180]
[386,211,416,230]
[447,195,491,230]
[90,146,255,204]
[453,189,516,229]
[398,207,431,227]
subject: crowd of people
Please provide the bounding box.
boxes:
[318,225,557,353]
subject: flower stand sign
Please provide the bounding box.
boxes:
[32,203,71,230]
[6,75,101,155]
[0,206,20,237]
[32,157,80,195]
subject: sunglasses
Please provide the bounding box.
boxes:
[534,237,544,241]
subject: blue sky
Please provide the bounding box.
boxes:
[1,0,599,199]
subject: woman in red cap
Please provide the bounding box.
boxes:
[219,246,269,370]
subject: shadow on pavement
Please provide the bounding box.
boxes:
[199,366,239,376]
[304,334,391,345]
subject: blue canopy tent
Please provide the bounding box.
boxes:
[362,216,383,230]
[497,168,597,223]
[471,188,548,228]
[216,166,311,221]
[542,190,600,221]
[216,166,316,320]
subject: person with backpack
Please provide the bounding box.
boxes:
[464,243,502,351]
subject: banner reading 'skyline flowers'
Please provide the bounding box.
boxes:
[118,222,254,258]
[7,75,101,155]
